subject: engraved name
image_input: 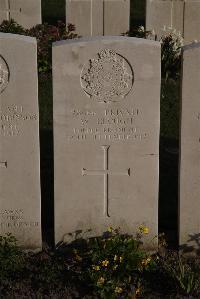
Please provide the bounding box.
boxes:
[0,105,38,136]
[0,209,39,229]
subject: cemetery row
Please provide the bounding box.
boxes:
[0,32,199,253]
[146,0,200,42]
[1,0,200,43]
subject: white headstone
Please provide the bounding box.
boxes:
[66,0,130,36]
[184,1,200,43]
[0,0,41,29]
[0,33,41,249]
[179,42,200,253]
[146,0,184,39]
[53,37,160,250]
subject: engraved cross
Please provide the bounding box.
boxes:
[82,145,130,217]
[2,0,22,21]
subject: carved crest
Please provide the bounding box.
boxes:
[0,55,9,94]
[80,49,134,103]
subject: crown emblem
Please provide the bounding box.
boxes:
[0,55,9,94]
[80,49,134,103]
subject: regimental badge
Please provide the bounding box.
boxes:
[0,55,10,94]
[80,49,134,103]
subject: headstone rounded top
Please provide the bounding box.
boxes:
[80,49,134,103]
[0,55,10,94]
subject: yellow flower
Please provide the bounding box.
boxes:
[113,264,118,270]
[108,226,113,233]
[92,265,100,271]
[139,225,149,234]
[141,257,151,267]
[75,254,82,262]
[115,286,123,294]
[119,256,123,263]
[136,287,141,295]
[97,277,105,285]
[114,255,118,261]
[102,259,109,267]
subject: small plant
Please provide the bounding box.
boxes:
[0,19,26,34]
[0,233,24,280]
[80,226,157,299]
[28,21,77,73]
[162,253,200,297]
[160,28,183,80]
[0,19,78,74]
[127,25,152,39]
[128,26,183,81]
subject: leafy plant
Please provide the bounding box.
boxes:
[128,26,183,81]
[80,227,157,299]
[127,25,153,39]
[0,19,78,74]
[160,29,183,80]
[0,233,24,280]
[28,21,77,73]
[162,254,200,296]
[0,19,26,34]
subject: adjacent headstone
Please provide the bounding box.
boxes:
[184,1,200,43]
[53,36,160,249]
[0,33,41,249]
[66,0,130,36]
[66,0,103,36]
[146,0,173,39]
[146,0,184,39]
[0,0,41,29]
[146,0,200,43]
[103,0,130,36]
[172,0,184,35]
[179,42,200,253]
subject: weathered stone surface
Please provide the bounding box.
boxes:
[146,0,200,42]
[146,0,173,39]
[184,1,200,43]
[0,33,41,249]
[172,1,184,35]
[146,0,184,39]
[179,42,200,253]
[103,0,130,36]
[53,37,160,249]
[66,0,130,36]
[0,0,41,29]
[66,0,103,36]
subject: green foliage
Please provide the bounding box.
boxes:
[127,25,152,39]
[0,233,24,281]
[0,19,78,74]
[128,27,183,81]
[28,22,77,74]
[163,255,200,296]
[81,227,156,299]
[0,19,26,34]
[160,30,183,80]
